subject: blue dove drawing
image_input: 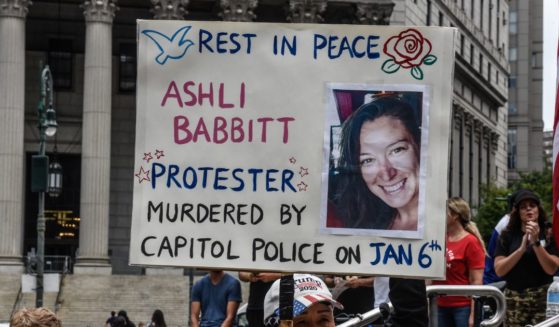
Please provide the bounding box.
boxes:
[142,26,194,65]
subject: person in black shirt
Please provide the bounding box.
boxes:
[386,278,428,327]
[323,275,374,318]
[106,311,117,327]
[495,189,559,326]
[239,271,281,327]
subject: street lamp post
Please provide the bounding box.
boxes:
[48,144,63,198]
[32,65,57,308]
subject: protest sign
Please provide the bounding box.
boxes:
[130,20,456,278]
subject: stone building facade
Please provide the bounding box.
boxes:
[506,0,544,180]
[0,0,508,275]
[391,0,510,204]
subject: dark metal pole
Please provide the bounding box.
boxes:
[189,268,194,326]
[36,183,45,308]
[35,78,47,309]
[279,274,294,327]
[36,65,55,308]
[473,296,483,327]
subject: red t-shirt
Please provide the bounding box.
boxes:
[433,233,486,307]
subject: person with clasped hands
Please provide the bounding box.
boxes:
[494,189,559,326]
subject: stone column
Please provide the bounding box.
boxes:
[483,126,491,184]
[151,0,189,19]
[287,0,327,23]
[146,0,189,277]
[473,119,481,206]
[490,131,499,181]
[0,0,31,274]
[457,107,465,197]
[74,0,117,274]
[219,0,257,21]
[463,112,473,202]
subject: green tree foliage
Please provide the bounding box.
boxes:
[474,185,512,243]
[474,169,552,243]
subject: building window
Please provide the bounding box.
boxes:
[509,47,517,61]
[427,0,432,25]
[480,0,484,31]
[48,38,73,90]
[508,101,517,114]
[24,154,82,260]
[471,0,475,19]
[439,11,444,26]
[470,45,475,65]
[532,51,542,68]
[479,53,483,73]
[488,62,491,81]
[460,35,465,56]
[508,76,517,88]
[496,16,500,45]
[119,43,137,92]
[488,0,493,40]
[532,52,537,67]
[509,11,517,34]
[507,129,517,169]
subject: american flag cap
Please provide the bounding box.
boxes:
[263,274,343,325]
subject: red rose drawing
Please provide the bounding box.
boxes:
[384,29,432,69]
[381,29,437,80]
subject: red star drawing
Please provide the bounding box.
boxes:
[299,167,309,177]
[297,181,308,192]
[135,166,150,184]
[289,157,296,164]
[143,152,153,162]
[155,149,165,159]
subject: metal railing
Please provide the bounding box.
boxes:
[54,270,68,313]
[10,285,23,319]
[24,255,72,274]
[336,303,394,327]
[426,285,506,327]
[335,285,506,327]
[532,314,559,326]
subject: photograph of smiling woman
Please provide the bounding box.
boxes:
[326,90,423,235]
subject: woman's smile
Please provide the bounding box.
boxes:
[379,178,406,194]
[359,116,419,210]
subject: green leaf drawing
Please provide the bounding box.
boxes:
[423,54,437,65]
[411,66,424,80]
[381,59,400,74]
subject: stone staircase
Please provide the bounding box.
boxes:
[16,292,59,312]
[0,274,21,321]
[2,272,249,326]
[0,274,60,321]
[57,275,190,327]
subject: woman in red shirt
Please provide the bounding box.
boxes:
[433,197,486,327]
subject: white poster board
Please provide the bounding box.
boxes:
[131,20,455,279]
